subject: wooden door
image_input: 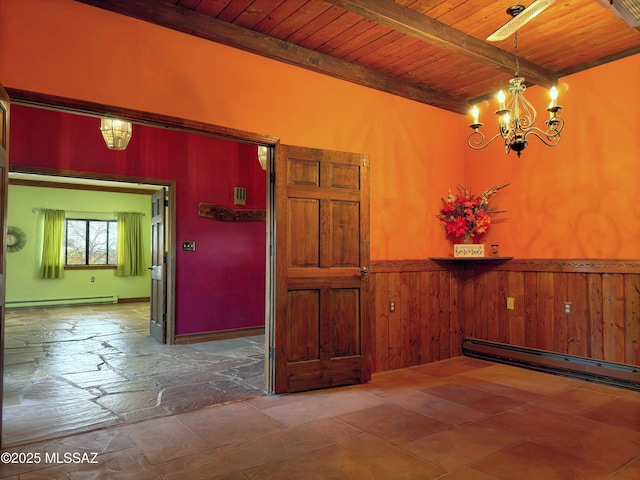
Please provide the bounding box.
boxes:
[150,188,166,343]
[0,83,9,441]
[274,145,370,393]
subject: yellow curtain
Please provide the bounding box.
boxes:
[116,212,145,276]
[39,209,65,279]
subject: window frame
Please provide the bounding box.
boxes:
[64,218,118,269]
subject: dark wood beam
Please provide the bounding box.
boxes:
[325,0,558,88]
[75,0,470,114]
[557,44,640,78]
[7,88,279,146]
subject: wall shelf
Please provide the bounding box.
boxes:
[429,256,513,271]
[198,203,265,222]
[429,257,513,262]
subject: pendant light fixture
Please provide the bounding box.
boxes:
[100,117,132,151]
[257,145,268,170]
[467,5,565,157]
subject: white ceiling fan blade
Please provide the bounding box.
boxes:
[487,0,556,42]
[595,0,640,29]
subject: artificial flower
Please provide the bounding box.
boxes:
[436,183,509,242]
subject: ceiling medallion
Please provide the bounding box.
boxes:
[467,5,565,157]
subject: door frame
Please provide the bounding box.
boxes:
[0,89,283,447]
[0,83,10,447]
[8,168,175,341]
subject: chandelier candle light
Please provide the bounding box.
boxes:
[467,6,565,157]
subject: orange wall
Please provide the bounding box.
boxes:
[0,0,463,261]
[464,55,640,258]
[1,0,638,260]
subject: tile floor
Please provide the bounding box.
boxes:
[3,303,265,446]
[0,353,638,478]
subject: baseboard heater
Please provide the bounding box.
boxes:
[463,338,640,392]
[7,296,119,309]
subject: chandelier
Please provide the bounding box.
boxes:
[467,22,565,157]
[100,117,133,151]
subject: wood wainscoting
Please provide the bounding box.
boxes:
[370,259,640,374]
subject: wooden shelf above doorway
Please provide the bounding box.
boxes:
[198,203,265,222]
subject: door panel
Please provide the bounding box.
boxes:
[288,198,319,267]
[331,200,360,266]
[0,83,9,443]
[150,188,166,343]
[274,145,370,393]
[331,288,360,357]
[287,289,320,362]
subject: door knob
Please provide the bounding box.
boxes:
[360,267,369,275]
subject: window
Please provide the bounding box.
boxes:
[65,219,118,266]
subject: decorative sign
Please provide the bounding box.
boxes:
[454,243,485,258]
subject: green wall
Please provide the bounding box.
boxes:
[7,184,152,307]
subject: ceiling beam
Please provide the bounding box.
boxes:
[557,44,640,78]
[325,0,558,88]
[7,88,280,146]
[75,0,470,114]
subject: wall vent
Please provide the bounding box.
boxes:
[234,187,246,206]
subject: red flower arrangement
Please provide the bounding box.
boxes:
[437,183,509,243]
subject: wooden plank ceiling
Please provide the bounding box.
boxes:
[76,0,640,115]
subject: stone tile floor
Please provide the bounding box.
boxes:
[2,303,265,447]
[0,356,638,479]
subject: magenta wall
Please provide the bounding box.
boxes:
[10,105,267,336]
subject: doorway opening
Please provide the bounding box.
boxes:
[2,97,275,446]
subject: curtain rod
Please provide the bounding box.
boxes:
[32,208,145,216]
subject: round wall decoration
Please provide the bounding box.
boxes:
[7,226,27,253]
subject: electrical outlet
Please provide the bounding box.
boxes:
[564,302,572,314]
[389,301,396,312]
[91,277,95,283]
[507,297,515,310]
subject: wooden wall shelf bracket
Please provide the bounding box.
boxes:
[429,256,513,270]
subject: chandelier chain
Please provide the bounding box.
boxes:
[514,31,520,77]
